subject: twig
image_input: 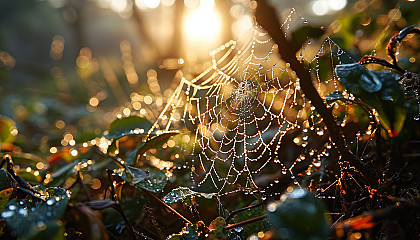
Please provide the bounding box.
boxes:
[93,145,126,169]
[141,188,193,225]
[255,0,366,175]
[332,199,420,238]
[225,202,264,223]
[223,214,267,231]
[112,204,137,240]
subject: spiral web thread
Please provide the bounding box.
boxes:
[148,10,351,195]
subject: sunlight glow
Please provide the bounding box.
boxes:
[328,0,347,11]
[232,15,253,39]
[111,0,128,12]
[312,1,329,16]
[312,0,347,16]
[161,0,175,6]
[183,0,221,46]
[144,0,160,9]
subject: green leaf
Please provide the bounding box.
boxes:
[231,201,266,237]
[116,167,167,193]
[23,220,64,240]
[266,189,330,240]
[7,153,43,165]
[336,63,406,136]
[335,63,383,93]
[0,188,13,213]
[124,165,148,184]
[105,116,153,140]
[166,234,182,240]
[163,187,215,205]
[1,187,70,238]
[0,115,16,143]
[16,169,42,184]
[324,90,347,103]
[182,224,198,240]
[209,217,227,239]
[125,131,179,165]
[0,169,9,191]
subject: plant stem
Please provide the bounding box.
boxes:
[106,169,137,240]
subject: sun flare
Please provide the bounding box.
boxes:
[183,0,222,54]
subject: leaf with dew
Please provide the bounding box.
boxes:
[116,166,167,193]
[336,63,406,137]
[1,187,70,238]
[163,187,215,205]
[125,131,179,165]
[105,116,152,141]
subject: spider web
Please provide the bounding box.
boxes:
[148,10,350,195]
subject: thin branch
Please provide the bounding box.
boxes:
[93,146,125,169]
[223,214,267,231]
[141,188,193,225]
[225,202,263,223]
[331,199,420,238]
[112,204,137,240]
[255,0,367,175]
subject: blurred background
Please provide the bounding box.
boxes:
[0,0,419,156]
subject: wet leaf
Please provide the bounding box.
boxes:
[0,169,9,190]
[166,234,182,240]
[105,116,152,140]
[226,227,246,240]
[24,220,64,240]
[266,189,330,240]
[0,188,13,212]
[0,116,16,143]
[124,165,148,184]
[336,63,383,93]
[116,167,167,193]
[16,169,42,184]
[163,187,215,205]
[6,153,43,165]
[125,131,179,165]
[1,187,70,238]
[324,90,347,102]
[209,217,226,239]
[336,63,406,136]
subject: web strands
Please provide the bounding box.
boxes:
[147,9,364,195]
[147,24,315,195]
